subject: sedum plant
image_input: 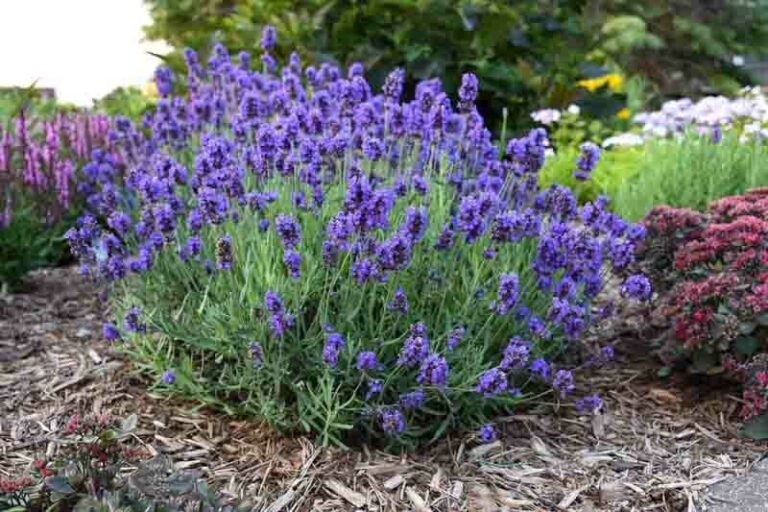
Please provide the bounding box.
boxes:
[69,28,649,446]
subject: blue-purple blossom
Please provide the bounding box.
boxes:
[478,424,496,443]
[446,326,464,351]
[123,307,145,333]
[417,354,449,388]
[494,272,519,315]
[261,25,277,51]
[102,322,120,341]
[528,358,551,381]
[621,274,652,301]
[275,214,301,249]
[162,369,176,385]
[399,388,425,410]
[323,332,345,368]
[365,378,383,400]
[215,235,233,270]
[574,142,600,181]
[576,394,602,413]
[283,250,301,279]
[475,368,508,397]
[249,342,263,369]
[458,73,478,112]
[387,286,409,314]
[356,351,378,371]
[397,323,429,367]
[380,408,405,435]
[552,369,575,398]
[264,290,284,313]
[500,337,530,370]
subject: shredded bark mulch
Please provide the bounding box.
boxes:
[0,266,763,511]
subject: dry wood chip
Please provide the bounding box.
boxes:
[557,485,588,509]
[467,440,501,460]
[406,487,431,512]
[383,474,404,491]
[646,388,679,403]
[450,481,463,500]
[324,479,366,508]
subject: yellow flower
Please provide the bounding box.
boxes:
[142,81,158,98]
[616,108,630,120]
[606,74,623,92]
[577,73,623,93]
[576,76,604,92]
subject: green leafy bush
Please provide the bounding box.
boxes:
[95,86,157,121]
[143,1,768,131]
[0,201,73,289]
[613,131,768,221]
[539,145,643,204]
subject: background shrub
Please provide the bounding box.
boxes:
[539,144,643,204]
[142,0,768,131]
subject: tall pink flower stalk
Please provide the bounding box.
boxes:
[1,109,113,228]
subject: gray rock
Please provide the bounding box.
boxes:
[707,459,768,511]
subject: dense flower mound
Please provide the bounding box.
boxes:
[68,28,648,445]
[633,87,768,139]
[639,189,768,377]
[0,111,113,227]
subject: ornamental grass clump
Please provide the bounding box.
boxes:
[69,27,648,446]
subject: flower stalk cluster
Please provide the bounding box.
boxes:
[68,26,648,445]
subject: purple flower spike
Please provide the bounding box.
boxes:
[387,286,409,314]
[283,250,301,279]
[356,351,378,371]
[620,274,652,301]
[478,424,496,443]
[249,342,263,369]
[574,142,600,181]
[576,394,602,414]
[162,369,176,385]
[102,322,120,341]
[418,354,449,388]
[380,408,405,436]
[275,214,301,249]
[528,358,551,381]
[323,332,345,368]
[399,388,425,410]
[494,272,519,315]
[475,368,508,397]
[261,25,277,51]
[552,369,575,398]
[215,235,233,270]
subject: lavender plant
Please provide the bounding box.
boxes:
[69,28,648,446]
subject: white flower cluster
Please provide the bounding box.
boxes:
[633,87,768,138]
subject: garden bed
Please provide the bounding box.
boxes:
[1,266,763,511]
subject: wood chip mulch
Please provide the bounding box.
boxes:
[0,266,764,511]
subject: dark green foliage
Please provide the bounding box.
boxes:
[94,86,156,121]
[0,203,73,290]
[143,0,768,130]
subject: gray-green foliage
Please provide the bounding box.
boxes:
[613,132,768,221]
[115,177,555,447]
